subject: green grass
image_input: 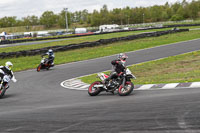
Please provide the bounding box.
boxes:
[80,50,200,85]
[0,28,174,53]
[0,29,200,73]
[1,27,199,54]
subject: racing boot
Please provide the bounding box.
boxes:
[102,79,109,86]
[0,80,2,89]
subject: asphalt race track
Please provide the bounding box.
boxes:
[1,39,200,132]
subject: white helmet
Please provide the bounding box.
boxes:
[48,49,53,55]
[117,53,128,64]
[48,49,53,53]
[117,53,128,60]
[5,61,13,70]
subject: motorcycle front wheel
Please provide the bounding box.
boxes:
[0,85,7,98]
[88,81,102,96]
[118,81,134,96]
[37,64,42,72]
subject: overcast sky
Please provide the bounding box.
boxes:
[0,0,192,19]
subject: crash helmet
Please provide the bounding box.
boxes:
[48,49,53,55]
[5,61,13,70]
[117,53,128,64]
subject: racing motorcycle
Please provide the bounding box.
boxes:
[37,57,54,72]
[88,68,136,96]
[0,75,15,98]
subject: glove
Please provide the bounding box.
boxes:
[12,78,17,83]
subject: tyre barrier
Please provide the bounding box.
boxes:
[0,23,197,45]
[165,24,200,27]
[0,29,189,59]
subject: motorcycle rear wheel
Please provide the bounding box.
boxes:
[88,81,102,96]
[118,81,134,96]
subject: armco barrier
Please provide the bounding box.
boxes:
[0,29,189,59]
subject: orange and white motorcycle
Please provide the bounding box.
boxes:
[36,57,54,72]
[88,68,136,96]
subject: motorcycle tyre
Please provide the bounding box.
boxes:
[118,81,134,96]
[88,81,102,96]
[37,64,42,72]
[0,87,7,98]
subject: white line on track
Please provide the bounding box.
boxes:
[190,82,200,88]
[162,83,179,89]
[137,84,155,90]
[6,127,23,132]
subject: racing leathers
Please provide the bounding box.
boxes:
[0,66,17,88]
[104,59,126,84]
[42,52,55,66]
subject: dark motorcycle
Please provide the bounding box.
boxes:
[37,57,54,72]
[88,68,136,96]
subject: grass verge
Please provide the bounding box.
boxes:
[0,30,200,73]
[0,28,180,53]
[80,50,200,85]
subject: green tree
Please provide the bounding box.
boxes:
[22,15,39,26]
[171,2,182,14]
[122,6,132,24]
[1,0,200,29]
[111,8,122,24]
[40,11,58,28]
[171,14,184,21]
[57,9,71,28]
[188,0,200,19]
[100,5,110,24]
[150,5,163,21]
[81,9,89,23]
[0,17,17,27]
[90,10,101,26]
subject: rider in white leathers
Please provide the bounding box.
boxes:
[0,61,17,88]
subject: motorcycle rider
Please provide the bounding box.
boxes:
[42,49,55,66]
[0,61,17,89]
[103,53,128,85]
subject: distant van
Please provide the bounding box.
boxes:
[24,32,34,37]
[99,24,119,32]
[37,31,51,37]
[75,28,87,34]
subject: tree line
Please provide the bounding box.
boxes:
[0,0,200,29]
